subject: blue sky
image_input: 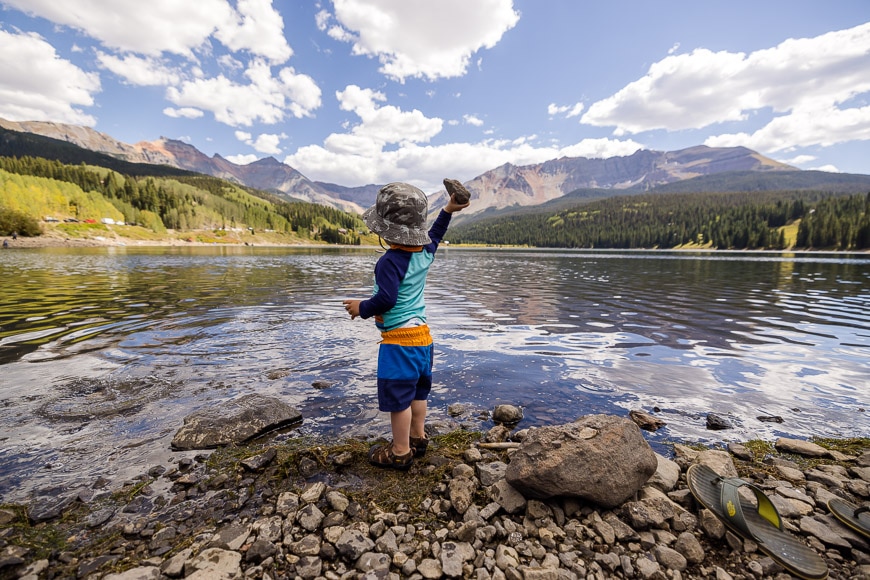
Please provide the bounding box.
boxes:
[0,0,868,193]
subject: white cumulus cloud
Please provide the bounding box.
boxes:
[97,52,180,86]
[225,153,259,165]
[581,22,870,154]
[163,107,204,119]
[0,29,100,124]
[548,102,585,118]
[3,0,291,62]
[323,0,520,81]
[335,85,443,145]
[235,130,287,155]
[166,60,321,127]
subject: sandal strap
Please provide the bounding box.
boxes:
[370,442,412,465]
[719,477,783,541]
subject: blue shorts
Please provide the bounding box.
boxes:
[377,325,433,412]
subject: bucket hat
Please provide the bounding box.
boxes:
[363,182,431,246]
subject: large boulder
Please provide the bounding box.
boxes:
[505,414,657,508]
[171,394,302,450]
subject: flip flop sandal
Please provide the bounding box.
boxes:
[686,463,828,580]
[827,497,870,539]
[368,442,414,471]
[410,435,429,458]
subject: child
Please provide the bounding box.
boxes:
[343,182,469,470]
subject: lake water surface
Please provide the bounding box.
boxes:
[1,246,868,502]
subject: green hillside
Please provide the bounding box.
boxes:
[0,155,369,245]
[450,189,870,250]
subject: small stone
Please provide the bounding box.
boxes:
[326,490,350,512]
[300,481,327,504]
[727,442,753,461]
[464,447,483,463]
[246,539,278,564]
[757,414,784,423]
[296,555,323,579]
[629,409,666,431]
[492,404,523,424]
[418,557,444,579]
[705,413,732,430]
[477,461,507,487]
[674,531,705,564]
[240,448,277,471]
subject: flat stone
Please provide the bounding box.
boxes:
[208,522,251,551]
[774,437,828,457]
[184,548,242,578]
[799,516,852,548]
[171,394,302,450]
[775,465,805,484]
[489,479,526,514]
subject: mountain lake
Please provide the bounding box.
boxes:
[0,245,868,502]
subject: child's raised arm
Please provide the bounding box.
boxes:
[444,193,470,214]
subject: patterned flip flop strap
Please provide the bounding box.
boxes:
[719,477,783,540]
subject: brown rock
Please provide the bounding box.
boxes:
[505,414,657,508]
[629,409,666,432]
[443,178,471,204]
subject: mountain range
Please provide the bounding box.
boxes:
[3,116,869,224]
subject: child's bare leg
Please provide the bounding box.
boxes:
[390,407,412,455]
[410,399,427,439]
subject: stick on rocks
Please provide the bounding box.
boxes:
[443,178,471,205]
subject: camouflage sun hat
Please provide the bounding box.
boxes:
[363,182,431,246]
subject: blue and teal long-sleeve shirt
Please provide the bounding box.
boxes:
[358,209,453,331]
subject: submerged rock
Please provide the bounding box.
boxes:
[171,394,302,450]
[705,413,732,430]
[492,404,523,425]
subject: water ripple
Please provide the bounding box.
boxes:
[1,247,868,501]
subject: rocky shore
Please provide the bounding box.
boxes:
[0,411,868,580]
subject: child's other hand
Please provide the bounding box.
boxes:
[445,194,470,213]
[343,299,361,319]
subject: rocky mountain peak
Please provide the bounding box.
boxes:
[1,116,799,220]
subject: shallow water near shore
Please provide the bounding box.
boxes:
[1,246,868,503]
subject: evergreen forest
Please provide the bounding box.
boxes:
[450,189,870,250]
[3,121,870,251]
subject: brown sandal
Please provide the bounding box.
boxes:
[368,442,414,471]
[410,435,429,458]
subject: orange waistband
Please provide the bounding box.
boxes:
[380,324,432,346]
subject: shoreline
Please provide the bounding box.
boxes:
[4,229,870,254]
[0,425,867,579]
[0,227,341,250]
